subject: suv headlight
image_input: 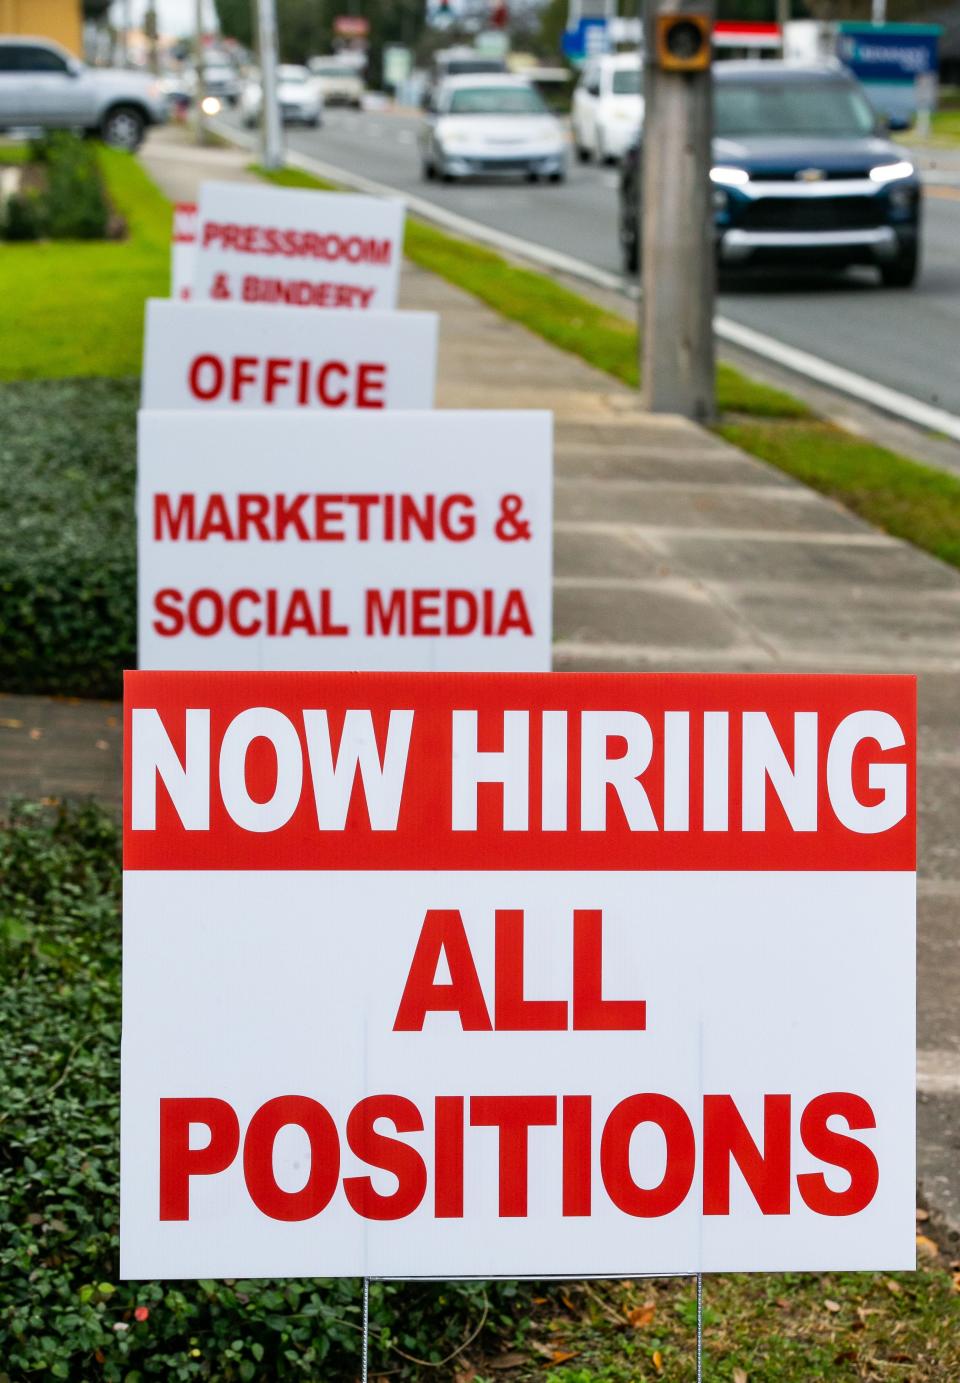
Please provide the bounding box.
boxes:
[869,160,914,184]
[710,165,749,186]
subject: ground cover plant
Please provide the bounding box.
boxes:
[0,378,137,698]
[1,804,958,1382]
[0,144,169,380]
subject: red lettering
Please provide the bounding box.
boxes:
[231,355,259,403]
[435,1096,464,1219]
[797,1093,879,1216]
[343,1095,427,1221]
[242,1095,340,1222]
[470,1095,557,1217]
[317,360,349,406]
[264,357,292,404]
[154,493,195,541]
[159,1097,239,1220]
[153,587,184,636]
[601,1094,695,1217]
[703,1095,791,1215]
[188,353,223,401]
[356,361,386,408]
[393,909,492,1032]
[573,910,646,1031]
[495,910,567,1031]
[562,1095,592,1217]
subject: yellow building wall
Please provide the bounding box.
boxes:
[0,0,83,56]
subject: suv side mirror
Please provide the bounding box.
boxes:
[66,57,83,77]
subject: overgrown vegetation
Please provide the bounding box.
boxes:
[0,378,137,698]
[0,145,169,380]
[0,804,516,1381]
[2,133,112,242]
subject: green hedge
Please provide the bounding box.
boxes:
[0,804,522,1380]
[3,134,111,242]
[0,378,137,699]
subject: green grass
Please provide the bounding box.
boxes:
[896,108,960,148]
[253,164,807,421]
[720,418,960,569]
[471,1267,960,1382]
[0,141,30,164]
[0,145,170,380]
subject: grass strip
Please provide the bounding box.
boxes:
[720,418,960,569]
[0,145,170,381]
[253,164,807,421]
[256,162,960,575]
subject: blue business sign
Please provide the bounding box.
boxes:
[838,23,939,84]
[561,16,609,64]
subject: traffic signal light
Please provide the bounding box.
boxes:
[655,13,712,71]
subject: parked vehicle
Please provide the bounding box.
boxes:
[572,52,643,164]
[422,47,508,109]
[619,61,921,288]
[200,63,241,108]
[420,74,566,184]
[0,35,168,149]
[241,65,323,128]
[306,57,364,108]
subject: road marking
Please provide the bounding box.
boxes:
[209,119,960,444]
[918,1050,960,1096]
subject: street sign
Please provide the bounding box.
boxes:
[192,181,404,311]
[120,670,916,1279]
[171,201,197,302]
[141,301,438,411]
[136,410,552,672]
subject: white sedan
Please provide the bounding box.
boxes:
[241,65,322,129]
[571,53,644,164]
[420,75,567,184]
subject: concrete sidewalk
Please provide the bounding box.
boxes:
[3,124,959,1241]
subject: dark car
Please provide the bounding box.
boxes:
[619,62,921,288]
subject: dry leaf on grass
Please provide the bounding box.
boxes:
[550,1351,579,1365]
[824,1299,841,1313]
[916,1233,939,1259]
[733,1368,748,1383]
[627,1302,656,1329]
[885,1279,902,1296]
[652,1349,663,1373]
[487,1353,527,1370]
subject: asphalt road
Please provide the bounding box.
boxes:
[229,105,960,418]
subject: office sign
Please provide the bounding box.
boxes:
[192,181,404,310]
[121,670,915,1279]
[137,410,552,671]
[141,301,438,411]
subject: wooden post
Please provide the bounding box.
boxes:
[640,0,716,423]
[256,0,284,171]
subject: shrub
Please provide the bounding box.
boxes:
[1,133,111,242]
[0,378,137,698]
[0,804,520,1380]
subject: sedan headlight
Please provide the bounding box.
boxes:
[869,160,914,184]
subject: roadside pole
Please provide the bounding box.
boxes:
[194,0,206,146]
[255,0,284,171]
[639,0,715,422]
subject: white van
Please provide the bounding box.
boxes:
[571,52,643,164]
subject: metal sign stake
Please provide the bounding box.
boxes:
[696,1273,704,1382]
[361,1276,370,1383]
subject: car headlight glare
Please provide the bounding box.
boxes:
[710,165,749,186]
[869,160,914,184]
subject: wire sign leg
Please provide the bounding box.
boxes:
[696,1273,703,1382]
[361,1276,370,1383]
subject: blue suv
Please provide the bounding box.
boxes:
[619,62,921,287]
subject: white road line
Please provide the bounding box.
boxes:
[209,119,960,444]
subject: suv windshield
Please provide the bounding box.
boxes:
[715,79,877,137]
[447,85,546,116]
[612,68,641,96]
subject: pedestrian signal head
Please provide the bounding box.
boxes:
[655,13,712,71]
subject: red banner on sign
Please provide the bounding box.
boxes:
[124,671,915,873]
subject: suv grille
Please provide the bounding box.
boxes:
[740,196,883,233]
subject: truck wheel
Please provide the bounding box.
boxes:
[101,104,146,151]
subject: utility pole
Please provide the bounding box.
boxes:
[255,0,284,170]
[776,0,789,54]
[640,0,716,422]
[871,0,887,24]
[194,0,207,144]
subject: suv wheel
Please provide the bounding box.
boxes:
[880,244,919,289]
[101,104,146,151]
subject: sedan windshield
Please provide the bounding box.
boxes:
[278,67,309,84]
[447,85,547,116]
[715,80,877,137]
[612,68,641,96]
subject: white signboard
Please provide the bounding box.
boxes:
[141,301,438,411]
[171,201,197,302]
[121,671,916,1279]
[137,410,552,671]
[192,181,404,310]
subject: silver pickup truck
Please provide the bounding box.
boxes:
[0,36,168,150]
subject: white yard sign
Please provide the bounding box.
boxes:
[171,201,197,302]
[192,180,404,310]
[121,671,916,1279]
[136,410,552,671]
[141,301,438,411]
